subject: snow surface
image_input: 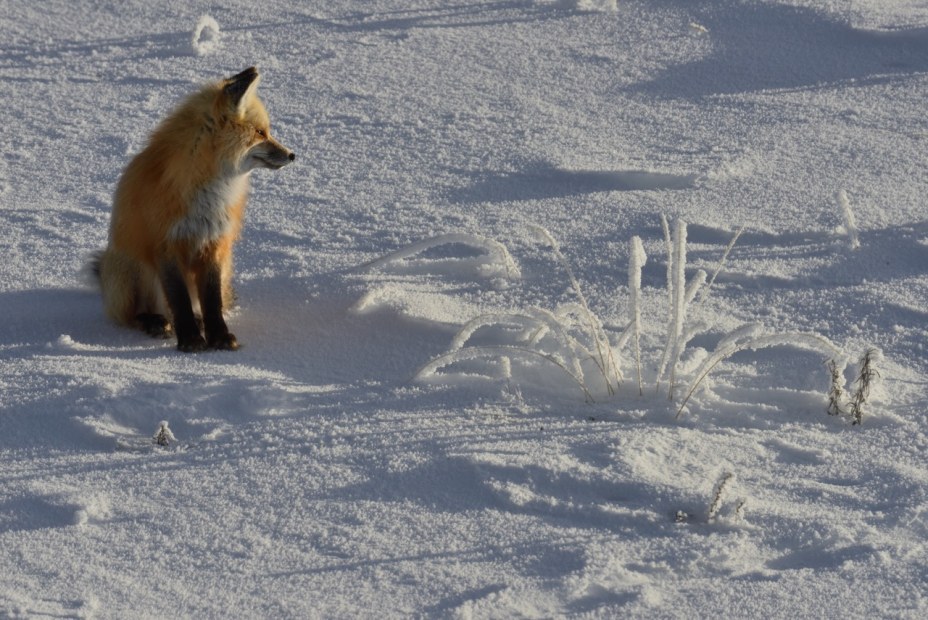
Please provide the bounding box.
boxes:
[2,0,928,617]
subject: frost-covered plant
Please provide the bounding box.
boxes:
[452,309,590,384]
[418,344,595,402]
[417,218,744,405]
[836,190,860,250]
[415,216,862,421]
[708,471,735,522]
[628,236,647,395]
[654,219,710,400]
[419,307,605,401]
[849,348,881,425]
[734,498,748,521]
[655,216,676,395]
[825,358,847,416]
[698,226,743,305]
[660,219,688,399]
[153,421,176,447]
[530,225,622,394]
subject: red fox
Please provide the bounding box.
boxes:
[93,67,294,352]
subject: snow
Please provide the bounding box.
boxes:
[2,0,928,617]
[191,15,221,57]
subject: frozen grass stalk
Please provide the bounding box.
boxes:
[825,358,846,416]
[658,219,687,399]
[628,236,647,395]
[655,216,675,395]
[734,498,748,521]
[708,471,735,522]
[153,421,176,447]
[532,225,620,394]
[451,310,589,388]
[416,345,596,403]
[836,190,860,250]
[849,348,881,425]
[358,232,521,282]
[698,226,743,304]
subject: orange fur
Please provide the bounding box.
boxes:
[94,67,293,350]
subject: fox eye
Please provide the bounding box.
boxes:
[256,128,268,139]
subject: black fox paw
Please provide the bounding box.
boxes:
[137,313,172,339]
[209,333,239,351]
[177,334,208,353]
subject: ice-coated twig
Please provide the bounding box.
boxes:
[655,215,676,395]
[825,358,847,416]
[415,345,595,403]
[450,309,590,387]
[628,236,647,395]
[849,348,882,425]
[669,220,688,385]
[734,498,748,521]
[698,226,744,304]
[531,225,620,394]
[153,421,176,447]
[664,267,707,398]
[836,190,861,250]
[657,219,688,399]
[708,471,735,522]
[684,269,707,307]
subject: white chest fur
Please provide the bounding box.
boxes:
[169,174,249,245]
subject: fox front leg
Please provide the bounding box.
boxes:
[197,262,239,351]
[159,260,208,352]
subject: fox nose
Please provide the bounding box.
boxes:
[288,152,296,161]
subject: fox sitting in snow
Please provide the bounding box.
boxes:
[93,67,294,352]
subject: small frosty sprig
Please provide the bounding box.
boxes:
[708,472,735,522]
[825,358,847,417]
[850,348,882,425]
[153,421,176,447]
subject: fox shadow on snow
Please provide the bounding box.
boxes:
[0,278,453,450]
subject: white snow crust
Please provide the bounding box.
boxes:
[1,1,927,617]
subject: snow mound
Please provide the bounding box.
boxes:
[191,15,221,56]
[358,232,521,286]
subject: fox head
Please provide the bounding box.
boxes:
[217,67,295,173]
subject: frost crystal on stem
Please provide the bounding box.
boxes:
[153,421,176,447]
[531,225,621,394]
[708,471,735,522]
[836,190,860,250]
[849,348,881,425]
[826,358,847,417]
[628,236,647,396]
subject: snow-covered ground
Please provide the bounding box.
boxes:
[2,0,927,617]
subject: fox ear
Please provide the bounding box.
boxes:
[223,66,260,116]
